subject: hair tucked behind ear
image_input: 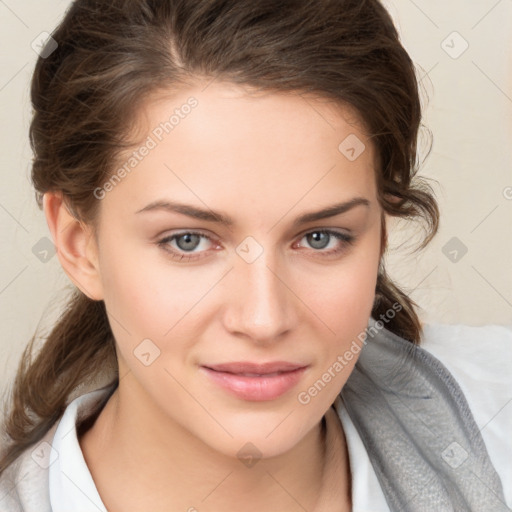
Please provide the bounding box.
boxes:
[0,0,439,475]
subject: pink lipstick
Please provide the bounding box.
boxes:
[200,361,308,401]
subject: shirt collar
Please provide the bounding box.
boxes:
[333,395,390,512]
[47,385,387,512]
[49,386,111,512]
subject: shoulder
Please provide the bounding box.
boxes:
[418,322,512,426]
[419,322,512,381]
[0,382,115,512]
[419,322,512,507]
[342,318,512,510]
[0,422,57,512]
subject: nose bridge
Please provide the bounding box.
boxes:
[224,244,294,342]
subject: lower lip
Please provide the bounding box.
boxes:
[200,366,308,401]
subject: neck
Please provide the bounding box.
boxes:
[80,381,350,512]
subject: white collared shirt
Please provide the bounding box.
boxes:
[49,388,108,512]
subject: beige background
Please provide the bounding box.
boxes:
[1,1,511,398]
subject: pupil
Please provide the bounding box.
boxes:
[178,233,199,251]
[309,232,328,249]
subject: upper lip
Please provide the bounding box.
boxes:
[202,361,308,374]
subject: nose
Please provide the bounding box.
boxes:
[222,249,297,344]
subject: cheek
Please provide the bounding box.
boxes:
[305,236,380,333]
[298,231,380,403]
[296,252,379,407]
[98,237,221,340]
[97,236,169,336]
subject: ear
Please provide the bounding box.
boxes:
[43,192,104,300]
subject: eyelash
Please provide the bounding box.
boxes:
[157,229,356,262]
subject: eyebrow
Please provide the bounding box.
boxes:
[135,197,370,228]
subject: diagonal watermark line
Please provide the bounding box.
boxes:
[164,163,234,234]
[67,274,133,337]
[471,0,504,30]
[0,203,29,232]
[163,367,233,437]
[163,267,234,336]
[265,408,296,438]
[471,265,512,308]
[0,62,28,92]
[400,472,439,512]
[200,75,218,93]
[0,1,29,28]
[266,164,336,234]
[105,307,132,337]
[391,390,437,438]
[472,61,512,104]
[470,204,499,233]
[418,61,439,84]
[300,95,336,131]
[0,470,30,505]
[201,470,233,502]
[468,466,510,508]
[265,471,308,511]
[59,217,77,235]
[48,265,132,337]
[478,395,512,434]
[406,0,439,29]
[0,266,28,295]
[61,471,104,511]
[265,265,336,335]
[411,266,438,293]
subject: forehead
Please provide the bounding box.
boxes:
[104,80,378,222]
[140,80,371,146]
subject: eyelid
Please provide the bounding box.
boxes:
[156,226,352,243]
[157,227,355,262]
[156,230,220,262]
[295,224,353,237]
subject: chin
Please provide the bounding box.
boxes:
[198,409,319,462]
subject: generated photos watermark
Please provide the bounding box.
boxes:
[297,302,403,405]
[93,96,198,200]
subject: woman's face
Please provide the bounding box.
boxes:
[91,81,384,459]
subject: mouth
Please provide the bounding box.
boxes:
[200,361,309,401]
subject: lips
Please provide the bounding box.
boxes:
[203,361,307,375]
[200,361,309,401]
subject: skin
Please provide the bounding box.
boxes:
[44,80,386,511]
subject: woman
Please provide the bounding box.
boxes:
[0,0,510,510]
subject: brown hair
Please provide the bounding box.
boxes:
[0,0,438,475]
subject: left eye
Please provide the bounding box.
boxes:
[298,230,353,251]
[157,229,354,262]
[158,232,214,259]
